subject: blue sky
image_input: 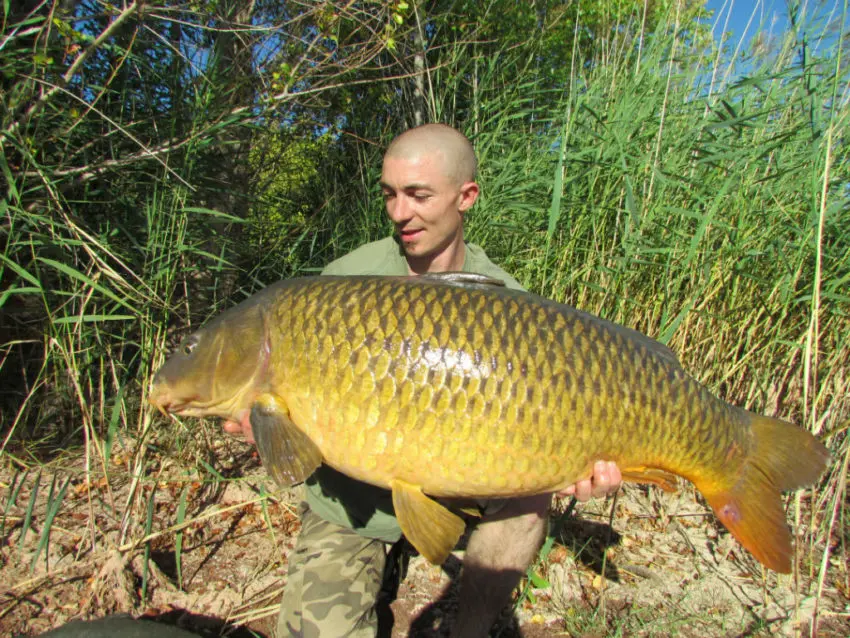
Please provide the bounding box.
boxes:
[704,1,842,55]
[705,0,790,45]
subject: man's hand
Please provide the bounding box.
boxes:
[223,419,254,443]
[559,461,622,501]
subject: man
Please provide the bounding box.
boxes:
[225,123,622,637]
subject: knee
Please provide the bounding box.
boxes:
[485,493,550,536]
[465,497,550,572]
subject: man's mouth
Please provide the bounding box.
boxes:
[399,228,424,240]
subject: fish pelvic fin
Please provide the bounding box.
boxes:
[251,393,323,488]
[701,414,829,573]
[390,479,466,565]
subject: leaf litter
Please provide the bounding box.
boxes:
[1,434,847,637]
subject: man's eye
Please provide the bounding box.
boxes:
[413,193,430,201]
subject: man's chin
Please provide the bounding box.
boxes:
[399,234,435,252]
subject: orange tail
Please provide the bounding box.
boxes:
[700,414,829,573]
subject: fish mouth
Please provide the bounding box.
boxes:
[149,397,183,417]
[148,391,203,417]
[149,389,242,422]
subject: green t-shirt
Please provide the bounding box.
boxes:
[305,236,524,541]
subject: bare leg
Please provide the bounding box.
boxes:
[450,494,550,638]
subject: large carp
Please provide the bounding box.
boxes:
[150,274,828,572]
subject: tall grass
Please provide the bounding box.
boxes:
[309,3,849,622]
[472,8,849,625]
[1,0,847,633]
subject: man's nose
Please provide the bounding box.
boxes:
[386,195,413,223]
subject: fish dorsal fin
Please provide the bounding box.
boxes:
[418,272,506,288]
[390,479,466,565]
[251,393,322,487]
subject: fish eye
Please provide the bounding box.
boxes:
[182,337,198,356]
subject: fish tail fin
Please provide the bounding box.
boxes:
[701,414,829,573]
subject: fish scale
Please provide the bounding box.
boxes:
[150,273,829,571]
[278,277,716,488]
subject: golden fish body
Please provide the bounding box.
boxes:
[151,274,828,572]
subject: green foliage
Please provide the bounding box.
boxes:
[246,132,334,271]
[30,473,70,572]
[141,484,156,603]
[175,483,190,590]
[0,1,847,625]
[0,1,396,452]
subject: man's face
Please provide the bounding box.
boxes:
[380,152,477,260]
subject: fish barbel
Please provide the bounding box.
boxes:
[149,273,829,571]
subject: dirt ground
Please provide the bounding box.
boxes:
[1,434,847,638]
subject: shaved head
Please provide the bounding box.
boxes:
[385,123,477,186]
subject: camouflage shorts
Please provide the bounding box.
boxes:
[277,502,395,638]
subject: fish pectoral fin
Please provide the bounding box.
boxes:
[620,466,680,492]
[390,479,465,565]
[251,393,322,488]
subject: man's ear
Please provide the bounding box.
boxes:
[458,181,480,212]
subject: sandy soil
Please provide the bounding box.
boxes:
[1,434,847,637]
